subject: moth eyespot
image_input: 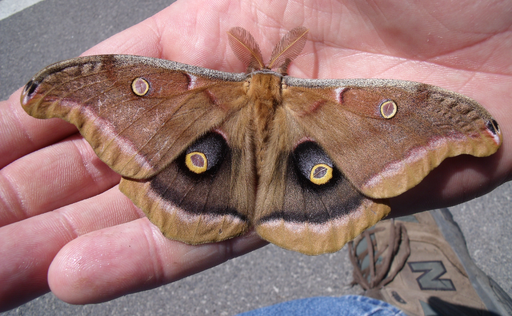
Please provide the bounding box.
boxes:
[380,100,397,119]
[131,78,150,96]
[184,133,226,174]
[310,163,333,185]
[293,141,335,186]
[185,152,208,174]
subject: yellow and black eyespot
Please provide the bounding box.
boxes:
[294,141,335,186]
[185,152,208,174]
[310,163,333,185]
[184,133,225,174]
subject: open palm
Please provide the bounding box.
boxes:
[1,0,510,311]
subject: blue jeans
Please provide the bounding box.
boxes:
[237,295,406,316]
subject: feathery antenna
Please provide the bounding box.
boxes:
[227,27,265,72]
[268,27,308,73]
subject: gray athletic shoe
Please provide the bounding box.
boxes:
[348,209,512,316]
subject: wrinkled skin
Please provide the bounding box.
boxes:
[0,0,511,311]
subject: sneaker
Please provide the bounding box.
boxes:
[348,209,512,316]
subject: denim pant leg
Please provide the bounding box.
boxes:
[237,295,407,316]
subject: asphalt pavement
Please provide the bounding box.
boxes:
[1,0,511,315]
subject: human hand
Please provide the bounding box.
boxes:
[1,0,511,311]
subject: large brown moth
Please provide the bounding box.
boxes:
[21,27,502,255]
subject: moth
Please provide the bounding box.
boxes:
[21,27,502,255]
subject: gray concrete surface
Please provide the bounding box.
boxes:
[1,0,511,315]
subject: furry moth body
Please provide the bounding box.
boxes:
[21,27,502,255]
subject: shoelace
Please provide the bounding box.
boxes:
[348,220,410,290]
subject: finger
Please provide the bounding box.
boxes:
[0,135,119,226]
[0,93,77,168]
[0,187,141,312]
[48,219,267,304]
[390,151,508,216]
[80,1,255,70]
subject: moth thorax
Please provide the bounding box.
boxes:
[248,73,282,104]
